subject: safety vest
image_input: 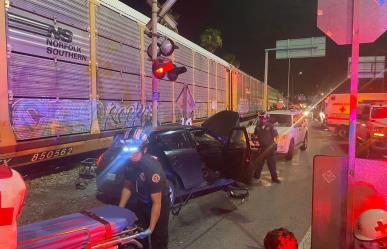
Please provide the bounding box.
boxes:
[0,167,26,249]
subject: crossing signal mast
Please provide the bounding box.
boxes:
[146,0,186,127]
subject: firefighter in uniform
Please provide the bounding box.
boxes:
[119,129,170,249]
[0,162,27,249]
[253,111,281,183]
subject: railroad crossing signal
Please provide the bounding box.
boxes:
[152,58,187,81]
[149,37,187,81]
[146,0,178,30]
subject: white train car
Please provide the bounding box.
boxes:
[0,0,268,167]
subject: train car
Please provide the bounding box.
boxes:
[268,85,284,110]
[0,0,273,168]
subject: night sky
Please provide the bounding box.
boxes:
[121,0,387,95]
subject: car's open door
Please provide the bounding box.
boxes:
[155,130,204,190]
[223,127,253,183]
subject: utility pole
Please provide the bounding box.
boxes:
[346,0,360,247]
[151,0,158,127]
[287,58,291,104]
[264,50,269,111]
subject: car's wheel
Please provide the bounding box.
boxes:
[285,139,294,160]
[337,126,348,139]
[239,161,254,185]
[300,133,308,151]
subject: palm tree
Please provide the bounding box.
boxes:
[223,53,240,68]
[200,28,222,53]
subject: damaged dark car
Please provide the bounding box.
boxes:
[96,111,254,214]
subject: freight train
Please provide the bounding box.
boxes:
[0,0,280,167]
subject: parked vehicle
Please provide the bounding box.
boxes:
[323,93,386,138]
[96,111,253,213]
[246,110,308,160]
[356,103,387,158]
[269,110,309,160]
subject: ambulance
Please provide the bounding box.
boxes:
[324,93,387,138]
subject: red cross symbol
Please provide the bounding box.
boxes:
[375,221,387,235]
[339,106,346,113]
[0,192,14,226]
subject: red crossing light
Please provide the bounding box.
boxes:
[152,59,174,79]
[152,58,186,81]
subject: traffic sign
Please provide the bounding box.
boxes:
[146,0,178,30]
[348,56,385,79]
[275,37,326,59]
[317,0,387,45]
[152,91,160,101]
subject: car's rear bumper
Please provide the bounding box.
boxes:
[276,143,288,154]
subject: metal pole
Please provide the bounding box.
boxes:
[291,74,294,100]
[264,50,269,111]
[89,0,100,134]
[287,58,291,105]
[151,0,158,127]
[0,0,17,147]
[346,0,360,247]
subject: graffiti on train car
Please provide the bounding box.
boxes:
[97,101,152,130]
[11,99,91,140]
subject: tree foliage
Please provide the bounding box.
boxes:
[223,53,240,68]
[200,28,223,53]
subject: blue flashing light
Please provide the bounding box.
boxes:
[377,0,385,6]
[123,146,138,152]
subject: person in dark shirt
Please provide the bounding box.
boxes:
[119,130,170,249]
[253,112,281,184]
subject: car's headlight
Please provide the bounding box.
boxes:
[278,135,288,143]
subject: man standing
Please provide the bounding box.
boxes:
[119,130,170,249]
[253,112,281,183]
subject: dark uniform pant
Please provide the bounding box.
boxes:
[136,197,170,249]
[254,145,278,181]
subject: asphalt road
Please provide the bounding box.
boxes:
[168,122,347,249]
[17,121,348,248]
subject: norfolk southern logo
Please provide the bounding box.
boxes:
[45,25,87,61]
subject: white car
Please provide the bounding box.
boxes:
[246,110,308,160]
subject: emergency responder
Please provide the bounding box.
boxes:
[253,111,281,183]
[264,227,298,249]
[119,128,170,249]
[0,162,27,249]
[354,209,387,249]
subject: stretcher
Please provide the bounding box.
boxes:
[17,205,143,249]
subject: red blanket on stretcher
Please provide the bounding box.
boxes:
[17,205,137,249]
